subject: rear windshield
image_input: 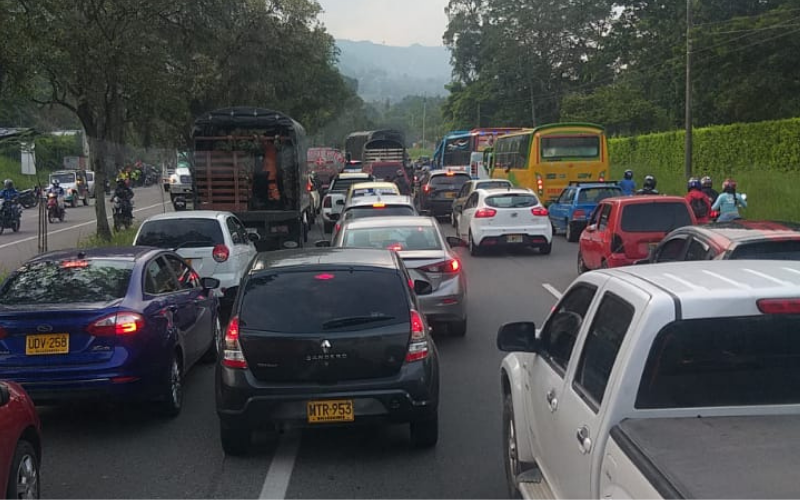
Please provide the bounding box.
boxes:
[475,181,512,190]
[729,240,800,260]
[372,166,405,181]
[343,206,415,220]
[541,136,600,160]
[351,187,398,198]
[621,203,693,232]
[637,315,800,409]
[50,172,76,184]
[0,259,134,305]
[577,188,621,203]
[135,219,224,249]
[430,174,471,189]
[342,225,442,251]
[485,193,539,209]
[240,270,409,333]
[331,177,370,192]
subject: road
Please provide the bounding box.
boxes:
[35,215,580,499]
[0,185,172,272]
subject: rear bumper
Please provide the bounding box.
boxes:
[9,369,164,404]
[475,228,552,247]
[421,199,456,215]
[417,278,467,324]
[216,359,438,429]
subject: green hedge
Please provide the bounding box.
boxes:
[610,118,800,221]
[0,134,84,188]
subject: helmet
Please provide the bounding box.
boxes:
[701,176,712,188]
[396,169,404,176]
[624,170,633,180]
[687,177,701,191]
[117,179,126,187]
[723,178,737,192]
[3,179,12,190]
[52,179,60,187]
[643,175,656,190]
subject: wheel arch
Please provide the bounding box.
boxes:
[500,355,535,464]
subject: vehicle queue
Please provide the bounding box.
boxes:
[3,117,800,499]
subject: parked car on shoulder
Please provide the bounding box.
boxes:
[418,170,472,217]
[498,259,800,499]
[577,195,695,273]
[321,172,374,233]
[0,247,221,416]
[455,188,552,256]
[331,216,468,336]
[0,381,41,499]
[216,248,440,455]
[451,178,514,227]
[548,182,622,242]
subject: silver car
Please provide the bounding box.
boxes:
[331,216,468,336]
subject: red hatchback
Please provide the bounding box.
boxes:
[578,195,696,272]
[0,381,41,499]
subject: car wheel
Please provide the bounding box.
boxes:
[323,221,333,234]
[450,212,457,228]
[202,317,222,363]
[539,242,552,255]
[6,439,39,500]
[409,412,438,449]
[469,232,481,257]
[12,220,20,233]
[0,225,4,235]
[157,352,183,417]
[82,197,88,206]
[450,318,467,337]
[577,251,589,274]
[566,221,578,242]
[503,393,523,500]
[220,422,251,456]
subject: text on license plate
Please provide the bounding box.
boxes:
[506,235,524,243]
[26,334,69,356]
[307,399,354,423]
[444,192,456,199]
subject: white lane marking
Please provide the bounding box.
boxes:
[0,201,168,250]
[542,284,563,300]
[259,433,301,500]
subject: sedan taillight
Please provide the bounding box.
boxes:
[531,207,549,217]
[87,312,145,336]
[475,208,497,219]
[420,259,460,274]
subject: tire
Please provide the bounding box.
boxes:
[566,221,579,242]
[503,394,523,500]
[70,198,76,208]
[449,318,467,337]
[450,211,457,228]
[539,242,552,255]
[157,352,183,417]
[113,216,121,232]
[82,197,88,206]
[6,439,40,499]
[0,225,4,235]
[323,221,333,234]
[12,220,20,233]
[469,232,481,257]
[202,317,222,363]
[409,412,438,448]
[577,251,589,274]
[220,422,251,456]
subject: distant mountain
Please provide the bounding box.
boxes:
[334,40,451,102]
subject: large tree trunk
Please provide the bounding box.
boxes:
[89,135,112,241]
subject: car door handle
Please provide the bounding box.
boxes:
[576,426,592,454]
[546,389,558,412]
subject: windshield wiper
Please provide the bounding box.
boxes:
[322,315,395,330]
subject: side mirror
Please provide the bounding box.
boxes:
[0,383,9,407]
[413,279,434,296]
[446,236,468,248]
[315,240,331,248]
[201,277,221,290]
[585,224,596,233]
[336,200,345,206]
[247,232,261,242]
[497,322,539,352]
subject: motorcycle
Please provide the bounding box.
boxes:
[112,196,134,231]
[172,195,187,211]
[47,193,65,223]
[17,189,38,209]
[0,198,21,234]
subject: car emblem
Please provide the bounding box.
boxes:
[321,340,331,353]
[511,213,518,218]
[37,324,53,333]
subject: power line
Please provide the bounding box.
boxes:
[692,14,800,54]
[692,7,800,27]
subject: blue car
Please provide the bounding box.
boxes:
[548,182,623,242]
[0,247,221,416]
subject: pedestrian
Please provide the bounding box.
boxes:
[712,178,747,222]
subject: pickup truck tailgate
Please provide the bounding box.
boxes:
[612,415,800,499]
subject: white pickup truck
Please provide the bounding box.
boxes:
[498,260,800,499]
[320,172,373,233]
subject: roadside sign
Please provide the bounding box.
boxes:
[21,143,35,175]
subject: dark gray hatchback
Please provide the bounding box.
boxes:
[215,248,440,455]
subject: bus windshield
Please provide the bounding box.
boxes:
[443,136,472,167]
[541,136,600,160]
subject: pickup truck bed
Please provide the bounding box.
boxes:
[613,415,800,499]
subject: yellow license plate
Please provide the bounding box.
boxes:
[26,334,69,356]
[444,192,456,199]
[307,399,354,424]
[507,235,524,243]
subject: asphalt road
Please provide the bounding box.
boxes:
[0,185,172,272]
[37,215,581,499]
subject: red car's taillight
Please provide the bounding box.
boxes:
[222,316,247,369]
[475,208,497,218]
[420,259,460,274]
[405,310,428,363]
[87,312,145,336]
[531,207,548,217]
[213,244,230,263]
[323,196,332,208]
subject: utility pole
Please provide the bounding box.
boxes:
[422,98,427,148]
[684,0,693,180]
[477,102,481,128]
[530,85,537,127]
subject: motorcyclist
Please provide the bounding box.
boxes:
[113,179,135,217]
[47,180,66,209]
[619,170,636,196]
[685,177,712,224]
[0,179,19,200]
[635,175,659,195]
[701,176,719,205]
[393,169,411,195]
[712,178,747,222]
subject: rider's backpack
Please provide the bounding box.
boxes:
[690,196,709,219]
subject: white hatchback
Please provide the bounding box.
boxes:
[456,188,553,256]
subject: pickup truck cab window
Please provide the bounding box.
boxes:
[540,285,597,374]
[597,204,612,231]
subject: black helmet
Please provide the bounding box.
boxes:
[701,176,712,188]
[117,178,126,187]
[687,177,701,192]
[624,170,633,180]
[643,175,656,190]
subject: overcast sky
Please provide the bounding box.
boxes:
[316,0,449,47]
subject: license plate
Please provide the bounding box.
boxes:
[506,235,524,243]
[270,225,289,234]
[26,334,69,356]
[307,399,354,424]
[444,192,456,199]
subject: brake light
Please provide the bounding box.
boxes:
[388,243,403,251]
[446,171,455,176]
[222,316,247,369]
[405,309,428,362]
[420,259,460,274]
[423,185,432,193]
[372,203,386,208]
[757,299,800,315]
[531,207,549,216]
[335,222,341,233]
[213,244,230,263]
[87,312,145,336]
[536,175,544,194]
[573,209,586,219]
[599,171,606,182]
[306,182,313,192]
[61,260,89,269]
[611,233,625,254]
[475,208,497,218]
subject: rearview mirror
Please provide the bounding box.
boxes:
[446,236,468,248]
[414,279,434,296]
[201,277,221,290]
[315,240,331,248]
[497,322,539,353]
[585,224,597,233]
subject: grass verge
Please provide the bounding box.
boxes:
[78,225,140,249]
[408,147,433,159]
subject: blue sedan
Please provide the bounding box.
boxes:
[0,247,220,417]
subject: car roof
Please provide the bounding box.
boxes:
[250,248,399,272]
[599,260,800,320]
[345,195,414,207]
[341,216,437,230]
[475,187,537,197]
[671,220,800,245]
[140,211,230,222]
[475,179,512,184]
[349,182,399,191]
[336,172,372,179]
[30,246,159,263]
